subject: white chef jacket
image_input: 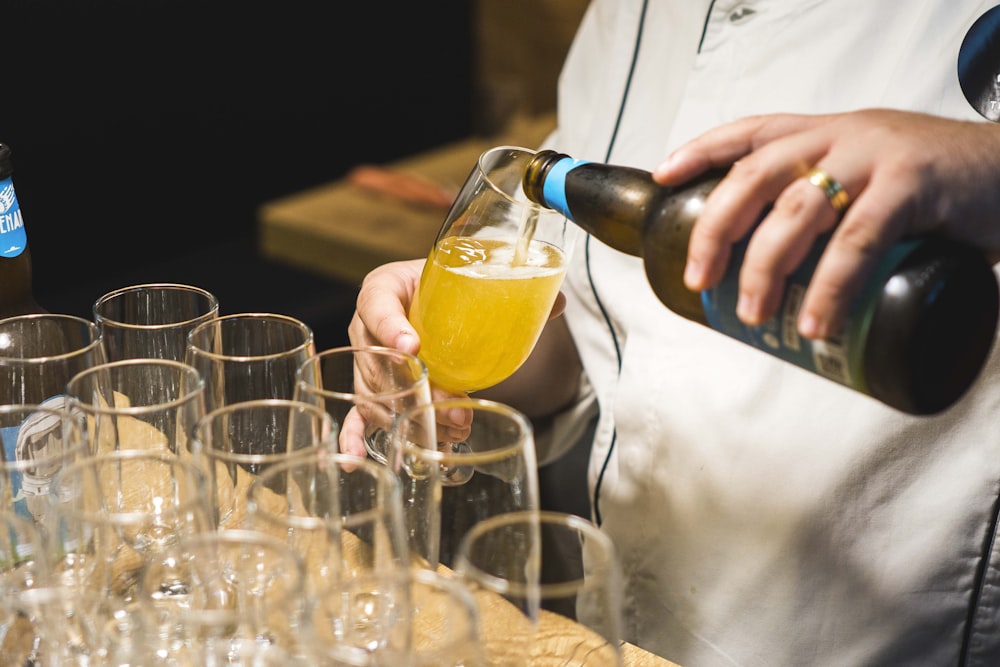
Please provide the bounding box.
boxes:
[543,1,1000,665]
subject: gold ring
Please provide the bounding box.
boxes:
[806,168,850,215]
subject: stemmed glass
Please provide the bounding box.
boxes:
[64,358,206,457]
[136,528,310,662]
[245,451,411,663]
[407,145,574,395]
[47,450,214,603]
[186,312,316,414]
[3,507,146,665]
[189,398,337,528]
[0,312,106,407]
[455,510,624,666]
[293,345,431,464]
[0,509,52,667]
[93,282,220,362]
[388,397,539,571]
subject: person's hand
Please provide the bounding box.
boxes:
[348,257,569,352]
[343,259,466,454]
[654,108,1000,340]
[348,258,425,355]
[345,257,571,454]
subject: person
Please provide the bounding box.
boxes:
[348,1,1000,664]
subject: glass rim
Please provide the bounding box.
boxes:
[456,509,619,599]
[192,398,336,462]
[186,312,314,362]
[394,397,534,465]
[247,450,402,531]
[0,313,104,363]
[93,282,220,331]
[139,528,308,620]
[65,358,205,415]
[49,449,209,523]
[294,344,429,402]
[476,145,548,211]
[156,527,307,576]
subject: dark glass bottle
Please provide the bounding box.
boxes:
[0,143,43,318]
[522,149,1000,415]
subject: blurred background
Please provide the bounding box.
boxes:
[3,0,592,529]
[4,0,586,350]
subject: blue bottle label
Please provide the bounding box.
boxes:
[702,234,920,392]
[0,175,27,259]
[0,396,70,520]
[543,157,591,219]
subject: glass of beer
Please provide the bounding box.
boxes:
[408,146,575,395]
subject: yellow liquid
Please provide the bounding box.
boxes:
[409,236,567,393]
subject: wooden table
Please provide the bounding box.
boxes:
[257,113,558,286]
[247,461,677,665]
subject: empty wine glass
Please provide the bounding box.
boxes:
[186,312,316,413]
[245,451,411,663]
[136,528,310,661]
[65,358,206,457]
[9,577,143,666]
[388,397,539,571]
[0,512,136,666]
[48,450,214,603]
[293,345,431,464]
[93,282,220,362]
[0,312,106,408]
[454,510,624,666]
[189,398,337,528]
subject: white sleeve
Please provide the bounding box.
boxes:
[531,370,598,466]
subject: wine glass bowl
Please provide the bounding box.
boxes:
[186,312,316,414]
[64,358,206,457]
[245,451,412,662]
[389,397,539,571]
[189,398,337,528]
[407,145,574,395]
[0,313,106,407]
[455,510,625,666]
[293,345,431,465]
[93,282,220,362]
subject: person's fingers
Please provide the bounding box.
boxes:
[682,127,835,295]
[653,108,1000,341]
[549,291,567,320]
[733,157,869,325]
[796,168,912,339]
[349,259,425,355]
[433,403,473,443]
[654,113,828,182]
[338,407,369,458]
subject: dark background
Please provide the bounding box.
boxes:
[3,0,475,350]
[3,0,591,522]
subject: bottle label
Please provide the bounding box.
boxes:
[0,396,69,520]
[0,176,27,259]
[542,157,591,219]
[702,234,920,392]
